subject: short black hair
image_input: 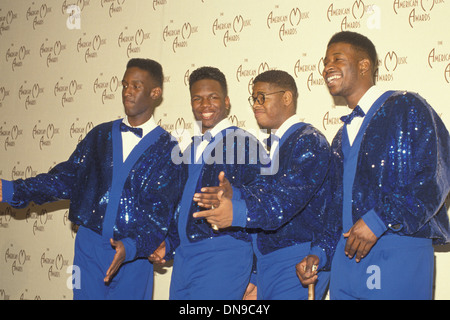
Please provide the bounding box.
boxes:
[327,31,378,74]
[189,66,228,96]
[126,58,164,88]
[253,70,298,108]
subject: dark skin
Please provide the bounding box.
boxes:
[148,77,230,265]
[0,66,163,283]
[297,41,379,287]
[122,66,162,127]
[105,66,162,283]
[190,78,230,134]
[192,82,296,299]
[192,82,295,224]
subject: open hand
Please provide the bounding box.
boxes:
[193,189,233,230]
[193,171,232,209]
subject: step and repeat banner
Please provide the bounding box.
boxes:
[0,0,449,300]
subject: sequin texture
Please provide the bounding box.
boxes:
[10,121,186,258]
[237,124,338,268]
[167,127,266,253]
[330,91,450,244]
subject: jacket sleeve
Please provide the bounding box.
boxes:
[129,141,187,259]
[1,132,93,208]
[232,127,331,231]
[359,92,450,239]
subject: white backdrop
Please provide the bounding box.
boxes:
[0,0,449,300]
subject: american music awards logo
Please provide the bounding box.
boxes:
[40,40,67,68]
[1,124,23,151]
[117,27,151,58]
[293,57,325,92]
[32,121,60,150]
[76,34,107,63]
[393,0,445,28]
[0,9,18,35]
[18,82,44,110]
[54,79,83,108]
[235,61,273,94]
[5,247,31,276]
[376,50,409,83]
[93,74,119,104]
[212,14,251,47]
[266,6,309,41]
[326,1,365,31]
[5,44,31,72]
[41,251,70,281]
[26,3,52,30]
[163,21,199,53]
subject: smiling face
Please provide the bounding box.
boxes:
[122,66,161,126]
[323,42,373,108]
[190,79,230,133]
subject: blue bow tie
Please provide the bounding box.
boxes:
[340,105,365,125]
[120,122,143,138]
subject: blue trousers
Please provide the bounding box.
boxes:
[170,235,253,300]
[72,226,154,300]
[330,235,434,300]
[255,242,330,300]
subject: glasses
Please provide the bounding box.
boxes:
[248,91,285,107]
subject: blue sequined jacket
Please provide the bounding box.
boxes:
[167,127,266,254]
[330,91,450,244]
[231,123,338,269]
[2,120,186,259]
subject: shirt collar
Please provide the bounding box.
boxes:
[194,118,233,138]
[123,116,157,137]
[356,86,384,115]
[272,114,300,139]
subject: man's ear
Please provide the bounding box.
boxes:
[151,87,162,100]
[359,58,371,76]
[224,96,231,113]
[283,90,293,106]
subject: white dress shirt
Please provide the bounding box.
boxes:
[346,86,384,146]
[121,116,157,162]
[194,118,233,163]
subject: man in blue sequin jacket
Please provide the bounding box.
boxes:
[0,59,185,299]
[158,66,267,300]
[194,70,336,300]
[299,31,450,299]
